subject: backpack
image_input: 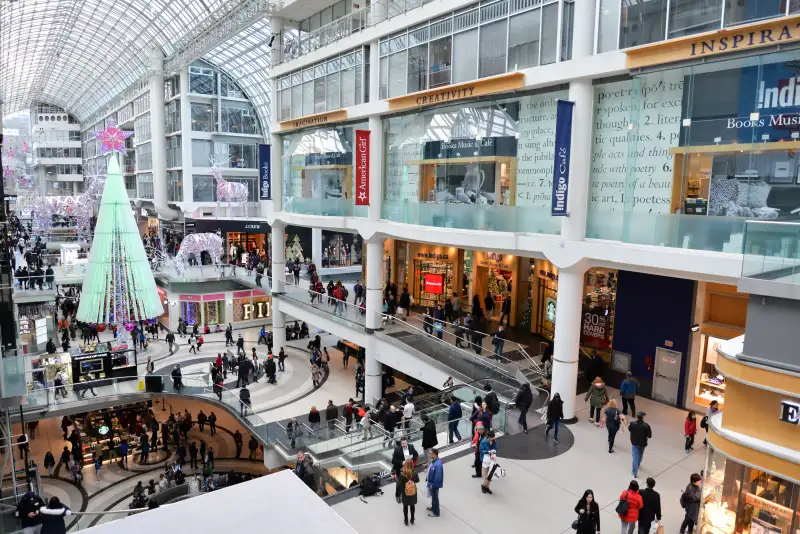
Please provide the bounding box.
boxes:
[680,489,688,509]
[700,416,708,430]
[404,479,417,497]
[360,475,382,497]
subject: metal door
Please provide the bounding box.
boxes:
[652,347,682,405]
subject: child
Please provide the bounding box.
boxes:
[94,454,102,483]
[684,412,697,454]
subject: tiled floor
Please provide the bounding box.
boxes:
[334,391,706,534]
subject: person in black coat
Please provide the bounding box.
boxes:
[39,497,71,534]
[391,438,419,501]
[546,393,564,443]
[16,490,45,530]
[396,460,420,526]
[515,383,534,434]
[574,489,601,533]
[420,414,438,457]
[639,477,662,534]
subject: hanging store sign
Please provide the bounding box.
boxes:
[551,100,574,216]
[387,72,525,111]
[258,144,271,200]
[278,109,348,131]
[581,309,611,350]
[626,16,800,69]
[355,129,370,206]
[779,399,800,425]
[423,273,444,294]
[242,301,271,320]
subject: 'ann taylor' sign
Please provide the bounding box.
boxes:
[626,17,800,69]
[779,399,800,425]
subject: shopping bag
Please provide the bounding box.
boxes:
[425,486,432,500]
[649,521,663,534]
[138,379,145,392]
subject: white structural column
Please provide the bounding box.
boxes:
[270,16,284,66]
[367,114,384,221]
[312,228,322,268]
[551,0,596,420]
[364,237,384,404]
[178,66,194,203]
[150,48,177,221]
[549,268,584,420]
[271,220,286,352]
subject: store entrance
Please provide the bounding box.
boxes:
[475,266,511,322]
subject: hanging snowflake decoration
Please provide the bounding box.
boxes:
[20,142,29,154]
[93,118,133,155]
[6,147,16,160]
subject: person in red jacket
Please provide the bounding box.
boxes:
[618,480,644,534]
[684,412,698,454]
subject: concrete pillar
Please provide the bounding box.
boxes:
[149,48,178,221]
[367,115,383,221]
[364,237,384,404]
[178,66,193,204]
[270,16,284,67]
[270,220,286,353]
[560,0,595,241]
[369,39,380,103]
[270,133,283,214]
[549,267,585,420]
[312,228,322,269]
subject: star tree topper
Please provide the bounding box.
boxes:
[93,118,133,155]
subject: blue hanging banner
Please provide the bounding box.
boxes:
[258,144,271,200]
[551,100,575,216]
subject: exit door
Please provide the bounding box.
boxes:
[652,347,682,406]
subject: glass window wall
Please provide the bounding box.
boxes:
[165,100,181,134]
[191,103,214,132]
[220,101,260,135]
[138,173,154,199]
[166,136,182,168]
[586,51,800,253]
[136,142,152,171]
[221,73,246,99]
[193,174,257,202]
[382,92,567,233]
[167,170,183,202]
[281,123,368,217]
[189,65,217,95]
[192,140,213,167]
[214,143,257,168]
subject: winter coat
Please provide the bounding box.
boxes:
[421,420,438,449]
[547,398,564,422]
[39,506,71,534]
[427,458,443,488]
[619,377,639,398]
[584,384,609,408]
[629,420,652,448]
[515,384,533,412]
[574,499,601,534]
[685,419,697,436]
[16,493,45,527]
[638,487,662,525]
[308,410,321,424]
[617,490,643,523]
[397,471,420,506]
[391,444,419,473]
[682,483,701,522]
[447,402,462,422]
[265,359,276,374]
[325,404,338,421]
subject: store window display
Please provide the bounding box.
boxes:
[586,51,800,252]
[382,91,568,233]
[701,448,800,534]
[281,123,368,217]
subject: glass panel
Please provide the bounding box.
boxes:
[380,56,389,99]
[341,67,356,108]
[192,140,213,166]
[221,101,260,135]
[281,124,369,217]
[193,174,215,202]
[191,103,214,132]
[314,77,326,113]
[668,0,722,38]
[561,0,574,61]
[452,29,479,83]
[620,0,667,49]
[540,3,558,65]
[302,81,314,116]
[429,37,452,88]
[725,0,787,26]
[407,44,428,93]
[792,0,800,12]
[326,72,340,110]
[189,67,217,95]
[388,52,408,98]
[292,84,303,118]
[479,20,507,77]
[597,0,620,52]
[508,10,540,70]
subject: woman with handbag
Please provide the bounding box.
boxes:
[573,489,601,533]
[617,480,644,534]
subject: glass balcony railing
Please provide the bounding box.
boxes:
[382,200,562,234]
[282,197,368,217]
[742,221,800,283]
[586,209,747,253]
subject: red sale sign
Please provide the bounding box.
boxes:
[355,129,370,206]
[424,273,444,294]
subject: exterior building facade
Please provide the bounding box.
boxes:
[31,102,83,196]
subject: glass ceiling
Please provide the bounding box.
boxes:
[0,0,273,127]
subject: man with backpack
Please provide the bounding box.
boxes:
[679,474,702,534]
[484,383,500,419]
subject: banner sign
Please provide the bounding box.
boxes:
[355,130,370,206]
[258,143,271,200]
[424,273,444,294]
[581,309,612,350]
[551,100,575,216]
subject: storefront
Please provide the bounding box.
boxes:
[701,335,800,534]
[687,282,748,412]
[137,207,159,238]
[470,251,519,325]
[70,346,138,384]
[281,121,368,217]
[386,242,464,309]
[179,293,225,326]
[231,290,271,323]
[321,230,362,267]
[28,352,72,392]
[185,218,270,265]
[17,302,56,352]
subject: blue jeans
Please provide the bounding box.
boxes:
[632,446,645,477]
[547,419,560,441]
[448,422,461,443]
[430,487,440,516]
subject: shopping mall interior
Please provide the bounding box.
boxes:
[1,0,800,533]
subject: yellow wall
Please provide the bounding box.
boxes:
[721,380,800,451]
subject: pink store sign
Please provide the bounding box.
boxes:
[202,293,226,302]
[233,290,252,298]
[179,295,201,302]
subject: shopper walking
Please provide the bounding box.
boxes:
[584,377,609,426]
[479,431,498,494]
[603,398,624,453]
[638,477,662,534]
[426,448,443,518]
[545,392,564,444]
[325,400,338,438]
[684,412,698,454]
[702,400,719,446]
[619,372,639,416]
[679,474,702,534]
[397,459,419,526]
[617,480,643,534]
[514,383,533,434]
[39,496,71,534]
[628,412,652,478]
[574,489,601,534]
[447,396,462,443]
[420,414,438,463]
